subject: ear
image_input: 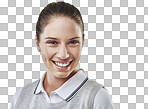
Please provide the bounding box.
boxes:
[35,35,41,52]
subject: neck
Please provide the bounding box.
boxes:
[43,70,78,96]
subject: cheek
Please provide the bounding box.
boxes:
[41,47,56,59]
[70,46,82,59]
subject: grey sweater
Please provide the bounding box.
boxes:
[15,79,103,109]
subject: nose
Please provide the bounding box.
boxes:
[57,44,69,59]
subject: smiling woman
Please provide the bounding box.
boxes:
[11,1,114,109]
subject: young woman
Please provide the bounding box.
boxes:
[11,1,114,109]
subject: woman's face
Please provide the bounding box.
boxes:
[35,16,84,79]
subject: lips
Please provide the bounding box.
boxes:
[52,60,73,68]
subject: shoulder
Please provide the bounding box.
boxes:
[12,80,39,99]
[23,80,39,89]
[83,79,104,97]
[93,88,115,109]
[22,80,39,92]
[10,80,39,108]
[10,87,23,109]
[86,79,104,89]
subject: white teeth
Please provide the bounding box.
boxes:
[54,61,70,67]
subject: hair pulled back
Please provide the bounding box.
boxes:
[36,1,84,42]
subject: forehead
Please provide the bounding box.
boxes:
[40,16,82,39]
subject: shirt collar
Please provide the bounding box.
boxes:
[34,69,88,101]
[34,73,46,94]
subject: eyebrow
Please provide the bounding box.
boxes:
[44,37,80,40]
[69,37,80,40]
[45,37,58,40]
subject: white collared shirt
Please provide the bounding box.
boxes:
[11,70,114,109]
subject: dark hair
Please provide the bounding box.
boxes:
[36,1,84,42]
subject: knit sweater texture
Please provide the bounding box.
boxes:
[15,79,103,109]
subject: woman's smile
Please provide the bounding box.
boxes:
[52,60,73,70]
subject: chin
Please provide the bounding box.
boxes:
[54,71,72,79]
